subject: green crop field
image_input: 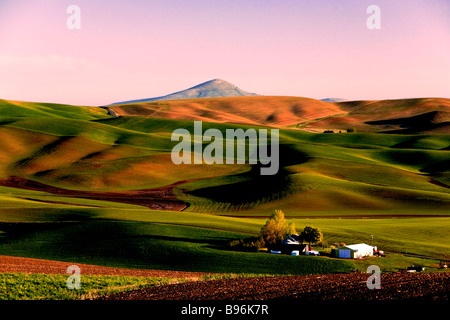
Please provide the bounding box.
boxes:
[0,216,354,275]
[0,273,173,300]
[0,99,110,120]
[0,206,448,274]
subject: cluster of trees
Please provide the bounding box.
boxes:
[228,210,324,251]
[323,128,357,133]
[259,210,323,247]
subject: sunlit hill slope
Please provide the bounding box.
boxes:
[0,95,449,216]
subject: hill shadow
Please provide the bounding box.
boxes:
[189,144,308,205]
[365,111,450,133]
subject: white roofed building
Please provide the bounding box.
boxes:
[332,243,375,259]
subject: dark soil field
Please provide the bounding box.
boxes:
[0,255,210,279]
[99,272,449,301]
[4,255,447,302]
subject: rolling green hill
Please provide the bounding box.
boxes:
[0,97,448,275]
[0,98,448,214]
[109,96,450,134]
[0,99,109,120]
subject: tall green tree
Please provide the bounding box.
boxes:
[260,210,296,246]
[301,225,323,246]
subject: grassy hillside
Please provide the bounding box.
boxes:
[109,96,346,127]
[0,99,109,120]
[0,217,353,275]
[0,207,447,273]
[0,98,448,276]
[307,98,450,133]
[109,96,450,134]
[0,99,448,214]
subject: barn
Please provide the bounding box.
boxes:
[332,243,375,259]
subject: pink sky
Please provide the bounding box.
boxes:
[1,0,449,105]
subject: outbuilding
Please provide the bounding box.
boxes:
[332,243,375,259]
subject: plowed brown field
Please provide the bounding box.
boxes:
[1,255,448,301]
[99,272,449,301]
[0,255,211,279]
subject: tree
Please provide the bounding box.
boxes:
[300,225,323,246]
[286,221,296,236]
[260,210,296,246]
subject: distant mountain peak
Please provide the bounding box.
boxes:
[111,79,258,105]
[321,98,347,102]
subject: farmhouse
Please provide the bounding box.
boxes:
[331,243,375,259]
[270,235,311,255]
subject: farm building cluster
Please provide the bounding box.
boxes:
[270,236,384,259]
